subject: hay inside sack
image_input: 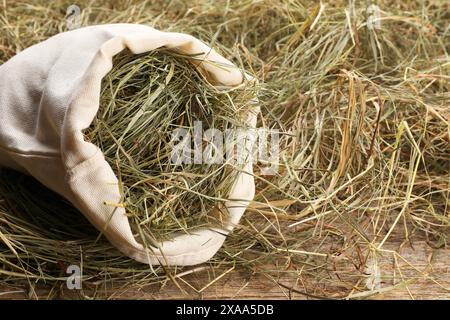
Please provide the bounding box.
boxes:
[84,49,255,243]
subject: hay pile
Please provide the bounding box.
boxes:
[85,49,254,242]
[0,0,449,299]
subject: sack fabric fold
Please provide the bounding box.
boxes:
[0,24,257,266]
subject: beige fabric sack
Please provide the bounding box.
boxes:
[0,24,257,266]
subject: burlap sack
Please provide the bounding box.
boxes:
[0,24,257,265]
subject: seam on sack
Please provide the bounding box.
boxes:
[0,143,61,158]
[65,149,102,182]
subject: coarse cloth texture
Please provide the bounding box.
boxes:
[0,24,258,266]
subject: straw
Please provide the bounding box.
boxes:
[0,0,448,299]
[85,49,255,242]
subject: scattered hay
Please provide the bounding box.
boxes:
[0,0,448,299]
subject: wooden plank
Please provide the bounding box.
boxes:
[1,240,448,299]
